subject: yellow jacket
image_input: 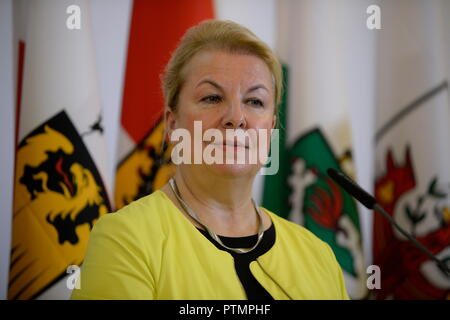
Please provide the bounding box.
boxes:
[71,190,349,300]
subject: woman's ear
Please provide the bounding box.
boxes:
[272,114,277,129]
[164,107,177,142]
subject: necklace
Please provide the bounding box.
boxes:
[168,178,265,254]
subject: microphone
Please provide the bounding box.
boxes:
[327,168,450,275]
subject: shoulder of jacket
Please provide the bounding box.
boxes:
[92,190,171,236]
[262,208,330,251]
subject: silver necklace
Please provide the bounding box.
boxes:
[169,178,265,254]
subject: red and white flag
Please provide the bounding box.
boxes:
[114,0,214,209]
[373,0,450,299]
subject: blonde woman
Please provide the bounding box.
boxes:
[71,20,349,300]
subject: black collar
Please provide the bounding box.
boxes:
[196,222,275,259]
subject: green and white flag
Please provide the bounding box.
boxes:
[263,0,368,299]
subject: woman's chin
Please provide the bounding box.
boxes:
[206,163,260,178]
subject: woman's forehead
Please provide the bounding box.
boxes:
[182,49,273,89]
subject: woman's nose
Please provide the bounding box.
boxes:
[221,101,246,129]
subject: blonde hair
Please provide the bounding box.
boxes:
[161,20,283,113]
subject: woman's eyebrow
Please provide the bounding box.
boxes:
[195,79,223,91]
[246,84,269,94]
[196,80,268,94]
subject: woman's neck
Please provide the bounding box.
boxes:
[177,167,254,212]
[164,166,267,237]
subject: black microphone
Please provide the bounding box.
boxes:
[327,168,450,275]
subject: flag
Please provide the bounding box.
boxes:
[10,0,111,299]
[373,0,450,299]
[264,0,368,299]
[114,0,214,209]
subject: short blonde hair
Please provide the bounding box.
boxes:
[162,20,283,113]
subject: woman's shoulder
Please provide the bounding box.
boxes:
[261,208,342,274]
[115,189,172,216]
[261,207,330,251]
[92,190,173,237]
[260,208,349,300]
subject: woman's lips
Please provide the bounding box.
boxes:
[211,141,249,149]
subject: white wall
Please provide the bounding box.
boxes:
[0,0,15,301]
[341,0,377,270]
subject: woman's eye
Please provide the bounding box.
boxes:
[246,98,264,107]
[201,95,222,104]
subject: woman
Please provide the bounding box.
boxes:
[71,20,349,300]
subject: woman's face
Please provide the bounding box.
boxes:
[166,49,276,178]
